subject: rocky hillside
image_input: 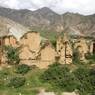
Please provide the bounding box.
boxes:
[0,6,95,37]
[0,16,29,40]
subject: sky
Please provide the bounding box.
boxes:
[0,0,95,15]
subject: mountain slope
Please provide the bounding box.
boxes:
[0,16,29,40]
[0,7,95,37]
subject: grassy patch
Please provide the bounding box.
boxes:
[0,67,53,95]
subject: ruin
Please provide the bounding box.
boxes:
[3,35,17,47]
[19,31,41,60]
[56,34,72,64]
[73,38,89,61]
[90,40,95,54]
[40,42,56,62]
[0,30,94,68]
[0,39,2,64]
[20,31,41,52]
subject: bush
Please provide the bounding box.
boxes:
[73,66,95,95]
[41,62,77,92]
[4,46,20,65]
[16,64,30,75]
[89,68,95,92]
[8,77,25,88]
[41,62,95,94]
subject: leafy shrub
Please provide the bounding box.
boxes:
[89,68,95,92]
[41,62,77,92]
[16,64,30,75]
[73,66,95,95]
[8,77,25,88]
[41,62,95,94]
[4,46,20,65]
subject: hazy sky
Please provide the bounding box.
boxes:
[0,0,95,15]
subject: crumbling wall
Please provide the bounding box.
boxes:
[4,36,17,47]
[89,40,95,54]
[19,46,36,60]
[19,32,41,61]
[20,32,41,52]
[56,34,72,64]
[40,44,56,62]
[1,31,94,68]
[74,38,89,61]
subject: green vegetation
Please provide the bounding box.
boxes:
[0,66,53,95]
[3,46,20,65]
[31,27,58,41]
[73,66,95,95]
[8,76,26,88]
[41,63,77,92]
[0,47,95,95]
[40,30,57,41]
[41,63,95,95]
[86,53,95,61]
[16,64,30,75]
[0,62,95,95]
[50,40,56,48]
